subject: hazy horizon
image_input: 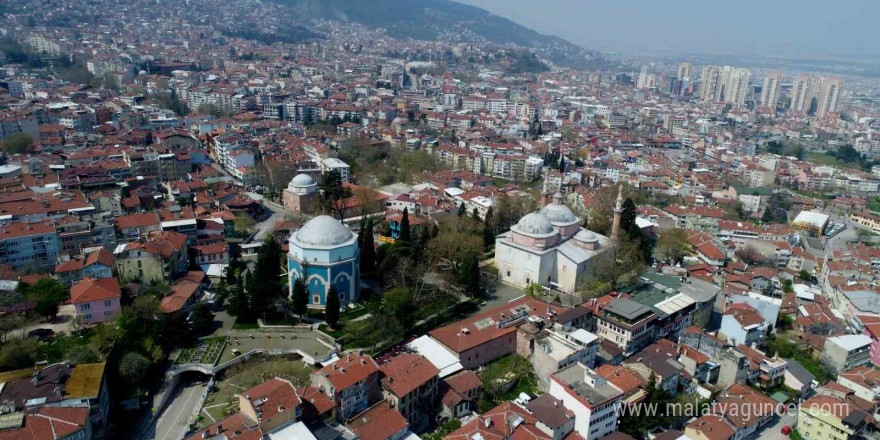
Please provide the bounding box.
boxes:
[458,0,880,60]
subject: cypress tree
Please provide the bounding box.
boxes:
[459,253,482,298]
[292,277,308,316]
[360,218,376,277]
[325,286,340,328]
[457,202,466,217]
[399,207,411,242]
[482,207,495,249]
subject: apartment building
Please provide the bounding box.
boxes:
[0,220,60,269]
[548,363,623,440]
[310,353,381,422]
[594,297,656,357]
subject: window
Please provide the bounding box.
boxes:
[81,303,91,310]
[313,295,320,303]
[104,300,112,307]
[83,314,91,320]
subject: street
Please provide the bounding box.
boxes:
[147,378,208,440]
[756,407,798,440]
[245,192,289,243]
[15,304,75,338]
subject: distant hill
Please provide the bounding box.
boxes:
[272,0,578,51]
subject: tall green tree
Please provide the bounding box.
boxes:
[319,170,352,219]
[325,286,340,328]
[249,239,284,314]
[2,133,33,154]
[360,219,377,277]
[292,277,308,316]
[190,303,214,335]
[227,271,251,320]
[458,252,482,297]
[457,202,466,217]
[399,207,411,242]
[26,278,69,321]
[483,207,496,249]
[620,198,638,234]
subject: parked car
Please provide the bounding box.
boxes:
[28,328,55,342]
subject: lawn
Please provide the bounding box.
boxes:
[868,197,880,214]
[806,152,861,170]
[477,354,536,413]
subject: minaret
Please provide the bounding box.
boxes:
[540,173,551,208]
[611,184,624,242]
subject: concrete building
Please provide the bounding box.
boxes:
[321,158,351,182]
[797,395,870,440]
[821,335,872,372]
[532,330,597,389]
[378,353,439,429]
[70,277,122,325]
[428,297,588,369]
[837,365,880,403]
[792,210,829,237]
[310,353,381,422]
[816,77,843,116]
[790,74,813,112]
[719,306,769,347]
[548,362,623,440]
[759,72,783,109]
[594,297,656,357]
[287,215,359,308]
[0,220,60,270]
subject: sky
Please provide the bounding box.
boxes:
[458,0,880,59]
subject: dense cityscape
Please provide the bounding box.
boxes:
[0,1,879,440]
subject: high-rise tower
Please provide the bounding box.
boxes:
[760,72,783,109]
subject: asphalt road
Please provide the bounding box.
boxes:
[756,407,798,440]
[149,379,207,440]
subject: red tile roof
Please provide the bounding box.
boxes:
[0,406,89,440]
[347,402,408,440]
[314,353,379,391]
[379,353,439,398]
[70,277,121,304]
[429,297,571,354]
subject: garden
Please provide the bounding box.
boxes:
[175,337,227,366]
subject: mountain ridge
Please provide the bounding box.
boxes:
[268,0,598,67]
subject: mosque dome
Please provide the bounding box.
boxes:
[294,215,354,247]
[290,174,316,187]
[574,230,599,243]
[539,202,577,225]
[515,213,555,236]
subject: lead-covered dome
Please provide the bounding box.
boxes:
[289,174,316,188]
[294,215,353,247]
[574,230,598,243]
[514,213,555,236]
[539,202,577,225]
